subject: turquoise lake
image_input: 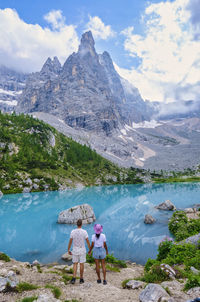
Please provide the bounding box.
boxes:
[0,183,200,265]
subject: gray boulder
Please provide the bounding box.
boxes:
[184,232,200,246]
[126,280,145,289]
[155,200,176,211]
[144,214,156,224]
[0,190,3,197]
[58,203,96,224]
[139,283,170,302]
[0,271,19,292]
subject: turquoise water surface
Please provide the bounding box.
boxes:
[0,183,199,265]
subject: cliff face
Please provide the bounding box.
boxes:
[16,31,152,136]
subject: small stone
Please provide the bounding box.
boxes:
[61,253,72,261]
[0,277,7,292]
[144,214,156,224]
[190,266,200,275]
[24,178,32,185]
[32,260,40,266]
[23,187,31,193]
[0,190,3,197]
[160,264,176,279]
[36,293,61,301]
[33,184,39,190]
[3,184,10,190]
[126,280,145,289]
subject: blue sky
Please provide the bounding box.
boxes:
[0,0,200,103]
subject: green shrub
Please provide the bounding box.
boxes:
[145,258,160,272]
[45,284,61,299]
[140,264,170,283]
[157,237,174,261]
[20,297,37,302]
[16,282,39,293]
[184,274,200,290]
[36,264,42,273]
[0,252,10,262]
[106,264,120,272]
[62,274,73,284]
[86,253,127,268]
[105,254,127,268]
[86,253,95,264]
[164,243,197,267]
[169,211,200,241]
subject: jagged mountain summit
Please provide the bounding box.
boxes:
[16,31,153,136]
[14,31,200,170]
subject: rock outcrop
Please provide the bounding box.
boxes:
[139,283,171,302]
[16,31,153,137]
[184,232,200,246]
[144,214,156,224]
[155,200,176,211]
[57,203,96,224]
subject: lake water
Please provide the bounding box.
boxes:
[0,183,200,265]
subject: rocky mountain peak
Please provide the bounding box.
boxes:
[40,56,61,76]
[78,31,97,58]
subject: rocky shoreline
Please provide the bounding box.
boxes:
[0,255,199,302]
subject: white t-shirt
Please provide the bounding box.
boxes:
[92,233,106,248]
[70,228,88,255]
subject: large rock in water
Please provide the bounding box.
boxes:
[57,203,96,224]
[155,200,176,211]
[144,214,156,224]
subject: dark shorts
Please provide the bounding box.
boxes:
[93,247,106,259]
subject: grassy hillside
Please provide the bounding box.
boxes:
[0,112,147,194]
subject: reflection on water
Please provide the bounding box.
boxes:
[0,183,200,264]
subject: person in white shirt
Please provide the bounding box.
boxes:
[68,219,90,284]
[88,224,108,285]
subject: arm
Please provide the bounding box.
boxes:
[88,242,94,255]
[68,238,73,255]
[104,242,108,255]
[86,237,90,250]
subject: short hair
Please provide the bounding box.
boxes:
[77,219,82,227]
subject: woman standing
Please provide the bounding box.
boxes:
[88,224,108,285]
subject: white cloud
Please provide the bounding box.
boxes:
[119,0,200,102]
[85,16,115,40]
[0,8,79,72]
[44,10,66,30]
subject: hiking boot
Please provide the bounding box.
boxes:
[80,278,84,284]
[103,280,107,285]
[70,277,76,284]
[97,279,101,284]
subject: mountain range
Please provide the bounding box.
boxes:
[1,31,200,171]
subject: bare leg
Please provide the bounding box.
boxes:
[95,259,101,280]
[101,259,106,281]
[73,263,78,278]
[80,263,84,279]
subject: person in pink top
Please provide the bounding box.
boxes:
[88,224,108,285]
